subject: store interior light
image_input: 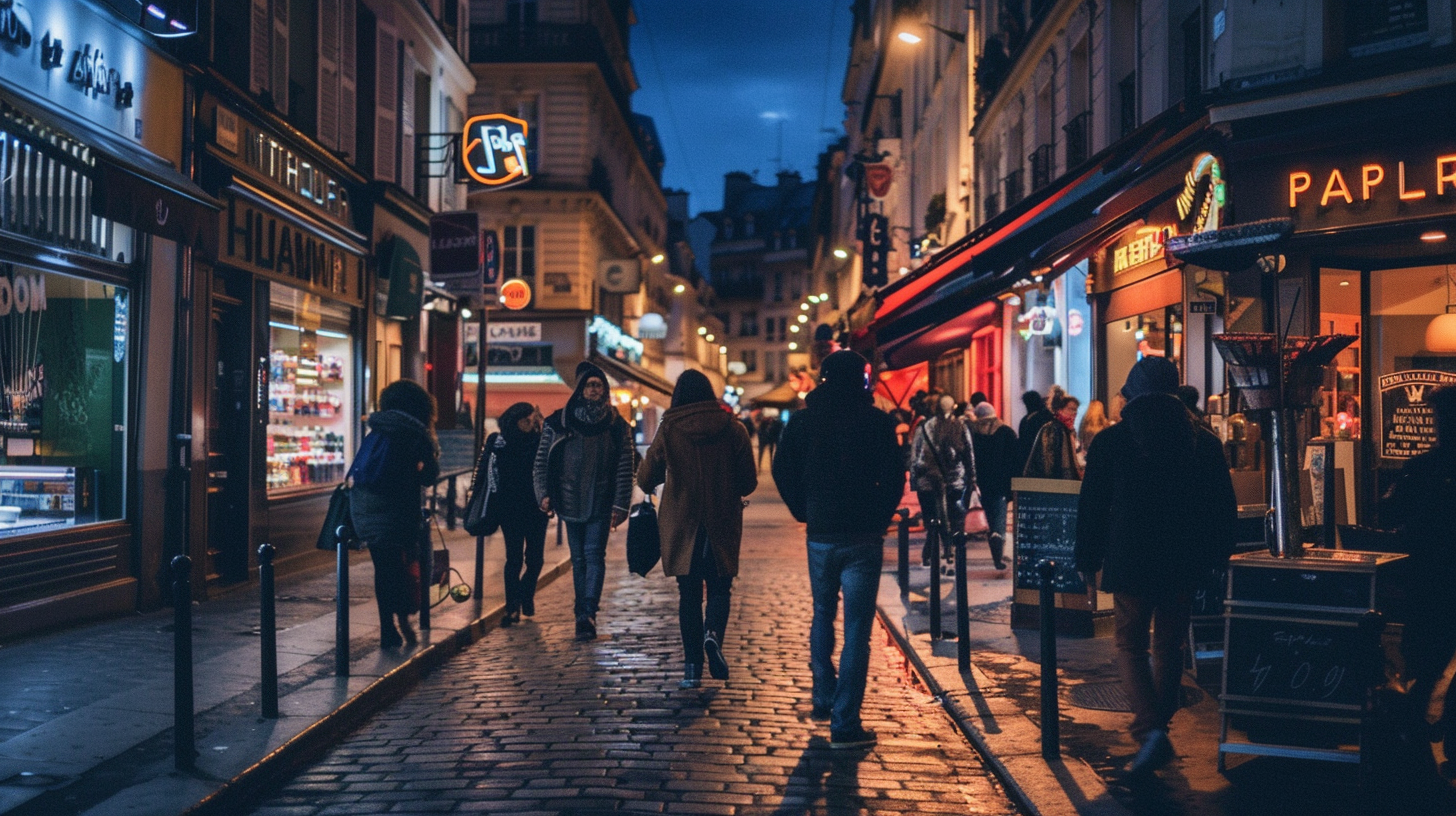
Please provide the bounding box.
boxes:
[268,321,303,332]
[674,284,686,294]
[832,248,849,260]
[316,329,349,340]
[461,308,473,319]
[1422,231,1449,243]
[1426,266,1456,352]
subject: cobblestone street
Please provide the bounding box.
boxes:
[245,486,1019,815]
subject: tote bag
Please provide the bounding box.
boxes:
[315,483,359,550]
[626,496,661,577]
[463,436,502,537]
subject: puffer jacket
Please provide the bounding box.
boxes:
[909,414,977,493]
[533,412,634,523]
[1023,420,1082,480]
[637,402,757,577]
[350,410,440,550]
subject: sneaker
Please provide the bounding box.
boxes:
[704,635,730,680]
[829,727,877,750]
[575,615,596,641]
[810,705,832,722]
[1126,729,1175,779]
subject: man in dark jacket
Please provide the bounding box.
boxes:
[970,402,1017,570]
[1016,390,1053,473]
[774,350,905,750]
[1075,356,1236,780]
[534,362,635,641]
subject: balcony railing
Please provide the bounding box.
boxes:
[1003,169,1025,209]
[1029,144,1054,191]
[1064,111,1091,168]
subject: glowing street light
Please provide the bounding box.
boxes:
[832,248,849,260]
[697,326,707,335]
[797,314,809,323]
[651,253,665,264]
[674,283,686,294]
[897,30,922,44]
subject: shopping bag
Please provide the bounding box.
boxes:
[463,437,502,537]
[315,483,359,550]
[964,488,989,535]
[626,497,661,577]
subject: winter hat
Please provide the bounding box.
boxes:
[1121,356,1181,401]
[671,369,717,408]
[973,402,997,420]
[819,349,871,395]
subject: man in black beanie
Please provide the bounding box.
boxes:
[774,350,905,750]
[1075,355,1236,780]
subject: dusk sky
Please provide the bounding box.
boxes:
[629,0,855,216]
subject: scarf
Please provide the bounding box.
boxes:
[569,397,616,434]
[1056,413,1076,433]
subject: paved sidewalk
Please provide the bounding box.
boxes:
[242,485,1019,815]
[0,520,575,816]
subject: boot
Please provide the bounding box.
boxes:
[989,533,1006,571]
[379,609,402,650]
[396,613,416,646]
[500,603,520,627]
[704,632,729,680]
[575,614,597,641]
[679,663,702,690]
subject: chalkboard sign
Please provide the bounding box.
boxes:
[1012,479,1084,593]
[1223,614,1370,709]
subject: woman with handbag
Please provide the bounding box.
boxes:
[910,394,979,569]
[348,380,440,650]
[636,370,757,689]
[470,402,548,627]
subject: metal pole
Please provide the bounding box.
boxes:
[928,523,942,641]
[171,555,195,770]
[1322,439,1337,549]
[474,534,485,611]
[258,544,278,719]
[446,475,458,530]
[955,530,970,672]
[335,536,349,676]
[896,508,910,597]
[1267,408,1304,558]
[1037,559,1059,759]
[419,511,433,630]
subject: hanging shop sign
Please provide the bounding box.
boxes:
[1016,305,1057,339]
[428,211,481,292]
[487,322,541,342]
[1176,153,1227,234]
[598,258,641,294]
[861,212,891,288]
[462,113,531,188]
[590,315,643,364]
[482,229,500,295]
[637,312,668,340]
[1379,369,1456,460]
[864,164,894,200]
[380,237,423,320]
[222,194,363,306]
[1067,309,1085,337]
[500,278,532,310]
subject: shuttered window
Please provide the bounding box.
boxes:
[339,0,357,161]
[317,0,340,149]
[249,0,290,114]
[398,53,416,196]
[374,22,398,183]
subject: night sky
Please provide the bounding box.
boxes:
[629,0,854,216]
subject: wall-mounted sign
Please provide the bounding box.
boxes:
[1176,153,1226,233]
[487,322,541,343]
[1189,300,1217,314]
[235,116,352,222]
[380,237,423,320]
[1016,305,1057,338]
[1112,225,1176,275]
[222,194,362,306]
[637,312,667,340]
[865,164,893,199]
[1067,309,1084,337]
[429,211,480,293]
[598,258,641,293]
[1379,368,1456,460]
[462,113,531,187]
[500,278,532,310]
[590,315,643,363]
[861,212,891,287]
[482,229,500,291]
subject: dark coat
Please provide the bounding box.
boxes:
[534,412,634,523]
[1074,393,1236,594]
[1016,407,1053,473]
[772,386,906,544]
[1385,448,1456,653]
[350,410,439,550]
[1023,420,1082,480]
[909,415,977,493]
[478,406,547,529]
[637,402,758,577]
[970,417,1018,499]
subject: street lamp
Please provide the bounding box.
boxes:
[832,248,849,260]
[673,283,686,294]
[898,20,966,45]
[651,253,665,264]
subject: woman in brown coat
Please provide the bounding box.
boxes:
[637,370,757,689]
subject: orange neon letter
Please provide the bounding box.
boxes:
[1437,155,1456,196]
[1361,164,1384,200]
[1399,161,1428,200]
[1320,169,1353,207]
[1289,172,1312,207]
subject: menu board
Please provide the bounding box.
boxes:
[1224,613,1370,709]
[1012,478,1085,593]
[1378,367,1456,460]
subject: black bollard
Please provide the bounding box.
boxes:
[556,514,564,547]
[928,523,942,641]
[171,555,195,770]
[335,530,349,676]
[258,544,278,719]
[474,534,485,611]
[896,508,911,596]
[446,475,458,531]
[1037,559,1059,759]
[955,531,970,672]
[418,512,432,631]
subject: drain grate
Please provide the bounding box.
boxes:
[1066,681,1204,712]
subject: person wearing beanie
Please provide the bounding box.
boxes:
[910,394,978,570]
[969,402,1017,571]
[1075,355,1236,781]
[1015,390,1054,474]
[470,402,548,627]
[637,370,757,689]
[534,361,635,641]
[773,350,905,750]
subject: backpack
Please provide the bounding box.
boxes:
[347,431,392,487]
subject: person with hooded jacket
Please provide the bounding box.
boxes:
[774,350,905,750]
[534,361,635,641]
[910,394,978,568]
[970,402,1017,570]
[478,402,549,627]
[637,370,758,689]
[349,380,440,650]
[1075,356,1236,781]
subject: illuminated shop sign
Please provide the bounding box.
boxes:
[1016,306,1056,339]
[590,315,643,364]
[223,195,361,305]
[1242,142,1456,232]
[462,114,531,187]
[238,121,352,222]
[1112,226,1176,275]
[1288,156,1456,208]
[1176,153,1225,233]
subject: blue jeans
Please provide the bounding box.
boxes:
[983,493,1009,564]
[565,517,609,617]
[807,539,883,734]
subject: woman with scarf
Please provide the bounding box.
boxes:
[534,362,635,641]
[1024,392,1083,480]
[480,402,549,627]
[637,370,757,688]
[349,380,440,650]
[970,402,1017,570]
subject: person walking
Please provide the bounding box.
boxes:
[970,402,1017,571]
[637,370,758,689]
[479,402,549,627]
[1024,393,1083,479]
[1385,385,1456,778]
[910,394,978,569]
[773,350,905,750]
[1015,390,1054,472]
[534,362,635,641]
[348,380,440,650]
[1078,399,1111,453]
[756,414,783,471]
[1075,356,1236,780]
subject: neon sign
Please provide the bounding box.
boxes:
[1288,156,1456,208]
[462,114,531,187]
[1176,153,1225,233]
[1113,225,1176,275]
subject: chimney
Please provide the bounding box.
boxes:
[723,171,754,210]
[663,188,689,223]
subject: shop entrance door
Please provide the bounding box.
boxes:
[207,272,254,583]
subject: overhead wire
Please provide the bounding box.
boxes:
[634,1,707,207]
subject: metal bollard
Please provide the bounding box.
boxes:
[954,530,970,672]
[335,532,350,676]
[896,508,911,596]
[928,523,942,641]
[171,555,195,769]
[556,515,564,547]
[446,475,458,531]
[418,513,433,631]
[474,534,485,610]
[1037,559,1059,759]
[258,544,279,719]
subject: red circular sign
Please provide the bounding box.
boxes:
[1067,309,1085,337]
[500,278,532,310]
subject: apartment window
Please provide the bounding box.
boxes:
[778,317,788,339]
[1118,72,1138,137]
[773,271,784,302]
[765,317,776,342]
[764,351,777,382]
[740,312,759,337]
[503,225,536,283]
[790,272,802,301]
[740,349,758,372]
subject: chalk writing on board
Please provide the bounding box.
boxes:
[1013,488,1085,593]
[1224,615,1365,707]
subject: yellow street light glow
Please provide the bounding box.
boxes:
[674,284,686,294]
[808,295,820,303]
[1422,231,1449,242]
[818,292,829,299]
[800,303,810,311]
[651,253,666,264]
[789,324,801,333]
[797,314,809,323]
[832,248,849,260]
[697,326,707,335]
[788,342,799,350]
[719,345,728,354]
[461,308,473,320]
[705,333,715,342]
[897,31,922,44]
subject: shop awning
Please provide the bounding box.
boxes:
[865,106,1216,369]
[748,380,805,409]
[92,155,223,257]
[591,353,675,402]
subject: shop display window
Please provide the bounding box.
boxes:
[0,265,127,537]
[1318,268,1363,440]
[267,287,354,494]
[1106,304,1183,413]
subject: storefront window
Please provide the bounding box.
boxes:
[0,265,128,537]
[1106,303,1183,416]
[267,287,354,493]
[1370,265,1455,466]
[1318,268,1363,439]
[1008,264,1093,421]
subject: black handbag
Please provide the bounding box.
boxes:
[315,482,361,550]
[463,437,502,537]
[626,495,661,577]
